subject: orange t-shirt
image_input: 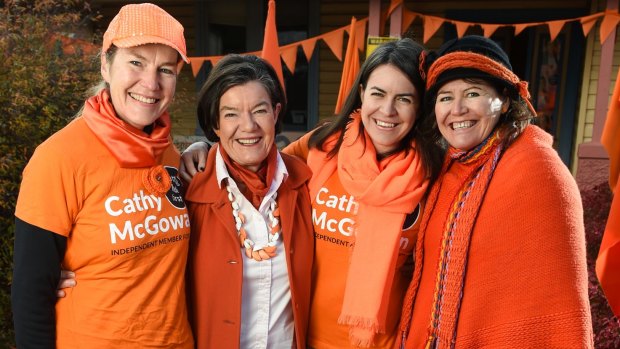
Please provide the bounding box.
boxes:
[15,117,193,348]
[308,170,421,349]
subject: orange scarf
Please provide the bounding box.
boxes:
[398,132,503,349]
[307,111,428,347]
[219,143,278,209]
[82,88,172,168]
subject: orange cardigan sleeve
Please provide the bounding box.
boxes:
[282,131,313,162]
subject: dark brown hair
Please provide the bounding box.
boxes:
[309,38,443,183]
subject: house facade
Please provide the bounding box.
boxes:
[91,0,619,189]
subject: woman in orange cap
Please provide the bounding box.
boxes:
[12,3,193,348]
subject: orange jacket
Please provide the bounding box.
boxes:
[185,147,314,349]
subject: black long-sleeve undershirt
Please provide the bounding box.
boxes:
[12,217,67,349]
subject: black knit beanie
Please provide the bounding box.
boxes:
[425,35,518,104]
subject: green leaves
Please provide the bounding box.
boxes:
[0,0,99,345]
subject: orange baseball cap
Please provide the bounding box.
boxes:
[102,3,189,64]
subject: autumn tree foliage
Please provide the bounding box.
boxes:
[0,0,99,344]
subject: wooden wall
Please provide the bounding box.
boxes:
[91,0,614,149]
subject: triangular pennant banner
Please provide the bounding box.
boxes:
[454,21,470,38]
[190,57,207,77]
[322,28,345,62]
[580,14,601,37]
[482,24,500,38]
[600,13,620,44]
[280,44,298,74]
[514,23,530,36]
[402,11,417,33]
[188,11,617,80]
[547,20,566,41]
[301,38,317,61]
[209,56,223,67]
[423,15,445,43]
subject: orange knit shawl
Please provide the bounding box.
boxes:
[399,133,503,348]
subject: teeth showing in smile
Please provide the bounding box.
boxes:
[238,138,259,145]
[376,120,396,128]
[452,121,475,130]
[130,93,157,104]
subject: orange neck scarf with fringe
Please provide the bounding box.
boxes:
[398,132,503,349]
[307,111,428,347]
[82,88,172,168]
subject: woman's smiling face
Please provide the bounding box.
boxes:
[214,81,280,172]
[434,78,508,151]
[359,64,420,155]
[101,44,179,130]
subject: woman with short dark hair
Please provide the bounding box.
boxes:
[185,54,314,349]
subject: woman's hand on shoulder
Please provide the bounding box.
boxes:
[179,142,211,182]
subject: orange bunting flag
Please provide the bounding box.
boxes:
[580,13,603,37]
[547,20,566,41]
[423,15,445,43]
[454,21,470,38]
[482,24,501,38]
[190,57,207,77]
[513,23,530,36]
[402,12,417,34]
[301,38,317,61]
[262,0,285,90]
[185,10,618,79]
[596,67,620,316]
[280,45,298,75]
[210,56,224,68]
[322,28,345,62]
[600,13,620,44]
[335,17,360,114]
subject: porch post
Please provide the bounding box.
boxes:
[576,0,618,188]
[368,0,381,37]
[390,3,403,37]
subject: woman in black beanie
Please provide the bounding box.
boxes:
[397,35,593,349]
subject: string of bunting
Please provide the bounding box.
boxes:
[188,9,620,78]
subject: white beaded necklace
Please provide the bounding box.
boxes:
[226,183,281,261]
